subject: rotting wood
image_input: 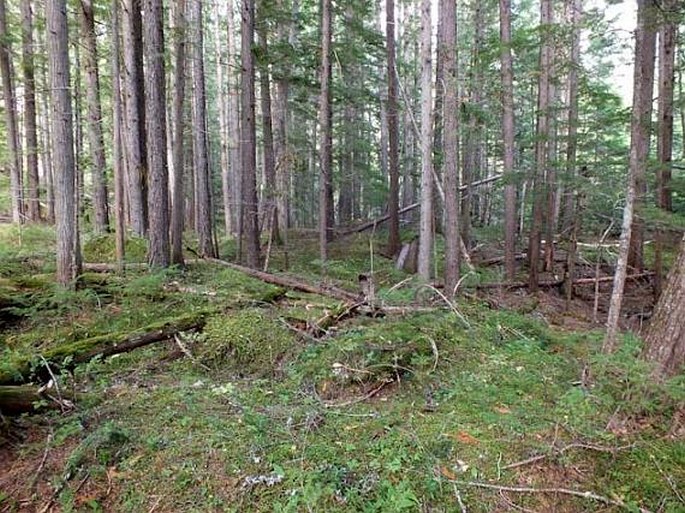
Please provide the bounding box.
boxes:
[0,312,208,386]
[475,272,653,290]
[206,257,359,303]
[0,385,72,415]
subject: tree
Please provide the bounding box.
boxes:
[242,0,261,268]
[0,0,24,224]
[112,0,126,268]
[170,0,186,266]
[20,0,40,222]
[80,0,110,233]
[189,0,216,258]
[386,0,400,257]
[143,0,170,267]
[122,0,148,236]
[417,0,433,280]
[604,0,657,352]
[442,0,459,297]
[643,233,685,377]
[318,0,333,264]
[528,0,553,291]
[500,0,516,281]
[47,0,81,285]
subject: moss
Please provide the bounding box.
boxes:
[201,309,293,376]
[82,233,147,263]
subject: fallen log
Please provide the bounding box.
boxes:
[0,385,73,415]
[338,175,503,236]
[206,258,359,303]
[475,272,654,291]
[0,312,208,386]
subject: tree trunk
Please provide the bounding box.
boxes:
[604,0,658,352]
[189,0,216,258]
[627,0,657,274]
[81,0,110,233]
[442,0,459,297]
[242,0,261,268]
[20,0,40,222]
[47,0,82,286]
[318,0,334,263]
[215,10,231,237]
[500,0,517,281]
[227,3,242,242]
[644,233,685,377]
[112,1,126,268]
[654,0,677,297]
[417,0,433,280]
[0,0,24,224]
[122,0,148,236]
[528,0,553,292]
[386,0,401,256]
[258,14,279,244]
[170,0,186,266]
[143,0,170,267]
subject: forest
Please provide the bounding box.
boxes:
[0,0,684,511]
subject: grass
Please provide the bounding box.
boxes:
[0,226,683,512]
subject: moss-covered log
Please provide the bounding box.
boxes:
[0,385,65,415]
[0,312,208,385]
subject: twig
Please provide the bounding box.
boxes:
[419,284,470,328]
[173,334,211,371]
[30,431,53,489]
[427,336,439,373]
[447,480,653,513]
[453,484,467,513]
[498,490,538,513]
[650,453,685,504]
[322,379,391,409]
[503,442,635,470]
[38,355,66,412]
[386,276,414,294]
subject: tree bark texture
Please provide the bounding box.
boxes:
[143,0,170,267]
[644,234,685,377]
[604,0,657,351]
[189,0,216,258]
[170,0,186,265]
[47,0,82,286]
[0,0,24,224]
[20,0,40,222]
[386,0,401,257]
[318,0,334,263]
[81,0,110,233]
[242,0,261,268]
[500,0,517,281]
[417,0,433,280]
[112,0,126,268]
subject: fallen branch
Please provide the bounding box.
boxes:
[502,442,635,470]
[338,175,503,236]
[476,272,653,291]
[0,385,72,415]
[322,379,392,409]
[206,257,359,303]
[0,312,208,385]
[446,480,653,513]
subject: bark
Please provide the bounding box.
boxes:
[528,0,553,292]
[654,0,677,297]
[227,3,242,240]
[318,0,334,263]
[47,0,82,287]
[143,0,170,267]
[0,0,24,223]
[242,0,261,268]
[500,0,517,281]
[112,1,126,268]
[386,0,401,256]
[417,0,433,280]
[0,313,207,386]
[258,15,279,244]
[20,0,40,222]
[644,234,685,377]
[121,0,148,236]
[81,0,110,233]
[627,0,658,273]
[604,0,658,352]
[442,0,460,297]
[40,51,55,224]
[170,0,186,266]
[189,0,216,258]
[216,11,231,236]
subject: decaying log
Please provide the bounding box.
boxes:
[475,272,653,291]
[0,312,208,385]
[207,258,359,303]
[0,385,71,415]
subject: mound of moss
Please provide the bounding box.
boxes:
[201,309,293,376]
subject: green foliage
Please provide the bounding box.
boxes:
[82,232,147,263]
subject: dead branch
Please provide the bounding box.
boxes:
[447,480,653,513]
[502,442,635,470]
[475,272,653,291]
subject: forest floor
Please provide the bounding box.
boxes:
[0,224,683,513]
